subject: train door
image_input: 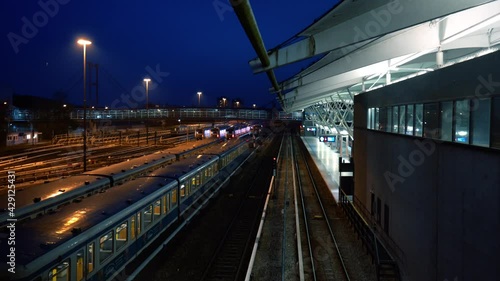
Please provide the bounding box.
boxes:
[48,259,70,281]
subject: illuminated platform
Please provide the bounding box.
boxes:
[301,136,342,202]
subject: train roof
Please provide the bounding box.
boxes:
[148,154,218,180]
[0,175,174,266]
[0,174,107,212]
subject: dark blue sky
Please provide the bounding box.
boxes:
[2,0,335,109]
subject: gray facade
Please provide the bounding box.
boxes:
[354,50,500,281]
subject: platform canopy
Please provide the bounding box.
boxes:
[244,0,500,113]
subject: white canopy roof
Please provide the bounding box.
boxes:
[249,0,500,112]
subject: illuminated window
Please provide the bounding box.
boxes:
[163,194,169,214]
[99,231,114,262]
[172,190,177,204]
[87,242,94,273]
[471,98,490,147]
[143,205,153,228]
[49,261,70,281]
[454,100,470,143]
[76,251,84,281]
[153,200,161,220]
[136,212,141,236]
[115,222,128,250]
[440,101,453,141]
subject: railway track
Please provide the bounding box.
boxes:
[199,151,270,281]
[293,134,350,281]
[0,135,198,188]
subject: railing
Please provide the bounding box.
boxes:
[339,190,402,281]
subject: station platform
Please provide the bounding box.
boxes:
[300,136,342,202]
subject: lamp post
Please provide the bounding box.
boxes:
[222,97,226,108]
[236,101,240,108]
[197,91,202,107]
[77,38,92,172]
[144,78,151,145]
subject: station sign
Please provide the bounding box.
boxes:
[319,136,336,142]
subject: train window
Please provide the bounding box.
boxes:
[172,190,177,204]
[87,242,94,274]
[136,212,141,236]
[143,205,153,228]
[99,231,114,262]
[49,260,70,281]
[196,174,201,186]
[76,251,84,281]
[163,194,169,214]
[153,200,161,220]
[131,215,136,239]
[191,177,196,189]
[180,184,186,198]
[116,222,128,250]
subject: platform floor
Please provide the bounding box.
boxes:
[301,136,342,202]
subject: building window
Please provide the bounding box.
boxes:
[440,101,453,141]
[454,100,470,144]
[368,108,373,129]
[386,107,392,132]
[406,104,414,135]
[392,106,399,133]
[375,108,380,130]
[399,105,406,134]
[471,98,491,147]
[415,104,423,136]
[491,97,500,149]
[424,103,439,138]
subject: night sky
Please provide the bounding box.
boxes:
[2,0,336,109]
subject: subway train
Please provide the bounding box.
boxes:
[0,139,253,281]
[226,124,251,140]
[0,137,228,227]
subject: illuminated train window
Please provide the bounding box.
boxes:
[153,200,161,220]
[115,222,128,250]
[99,231,114,262]
[87,242,95,273]
[143,205,153,228]
[49,260,70,281]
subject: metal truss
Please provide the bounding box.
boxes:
[304,91,354,140]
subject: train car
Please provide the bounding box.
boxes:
[0,140,252,281]
[0,140,223,226]
[194,127,212,140]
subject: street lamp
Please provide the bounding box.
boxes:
[222,97,226,108]
[144,78,151,145]
[197,91,202,106]
[236,101,240,108]
[77,38,92,172]
[253,104,256,108]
